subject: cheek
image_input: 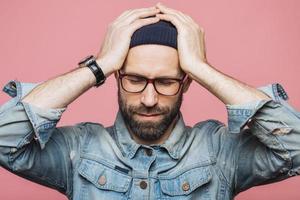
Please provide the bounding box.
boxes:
[120,91,141,105]
[159,96,178,107]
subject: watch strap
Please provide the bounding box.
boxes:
[79,55,106,87]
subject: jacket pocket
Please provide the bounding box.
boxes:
[77,158,132,199]
[158,165,212,199]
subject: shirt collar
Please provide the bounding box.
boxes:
[113,110,187,160]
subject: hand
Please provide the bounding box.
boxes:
[155,3,207,74]
[96,6,160,77]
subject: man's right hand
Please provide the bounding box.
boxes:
[96,6,161,77]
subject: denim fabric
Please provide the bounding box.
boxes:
[0,80,300,200]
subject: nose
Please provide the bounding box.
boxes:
[140,83,158,107]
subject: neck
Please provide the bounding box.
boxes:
[128,114,179,146]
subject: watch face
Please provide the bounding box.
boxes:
[78,55,94,66]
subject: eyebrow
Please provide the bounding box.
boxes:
[122,71,184,79]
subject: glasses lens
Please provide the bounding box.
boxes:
[120,72,182,96]
[155,79,180,95]
[121,75,147,92]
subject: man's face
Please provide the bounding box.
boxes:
[116,44,190,142]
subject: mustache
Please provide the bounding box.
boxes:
[128,105,169,115]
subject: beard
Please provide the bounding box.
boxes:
[118,89,183,141]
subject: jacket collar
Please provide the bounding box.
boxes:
[113,110,188,160]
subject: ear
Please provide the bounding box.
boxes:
[115,64,125,80]
[182,76,193,93]
[114,71,118,82]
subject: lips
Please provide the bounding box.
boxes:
[136,113,162,117]
[137,113,162,117]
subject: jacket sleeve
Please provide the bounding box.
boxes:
[224,83,300,194]
[0,80,82,198]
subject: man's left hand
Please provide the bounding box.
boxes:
[155,2,272,105]
[155,2,207,75]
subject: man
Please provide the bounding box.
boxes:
[0,2,299,200]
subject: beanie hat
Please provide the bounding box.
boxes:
[129,20,178,49]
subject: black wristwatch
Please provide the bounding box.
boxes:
[78,55,106,87]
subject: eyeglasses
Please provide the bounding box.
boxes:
[118,70,187,96]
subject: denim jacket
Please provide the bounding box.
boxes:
[0,80,300,200]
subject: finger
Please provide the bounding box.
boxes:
[181,14,202,30]
[125,8,160,25]
[129,16,160,33]
[116,7,160,25]
[115,9,133,20]
[156,3,188,23]
[184,14,196,23]
[116,6,156,21]
[155,13,183,31]
[156,3,202,31]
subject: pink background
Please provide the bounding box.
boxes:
[0,0,299,199]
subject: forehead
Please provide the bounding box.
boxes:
[123,44,182,78]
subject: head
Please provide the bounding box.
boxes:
[115,20,192,143]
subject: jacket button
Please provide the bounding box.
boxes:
[182,181,190,191]
[145,149,153,157]
[98,175,107,186]
[140,180,147,189]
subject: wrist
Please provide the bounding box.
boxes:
[96,57,116,78]
[183,60,208,77]
[78,66,97,88]
[185,61,216,87]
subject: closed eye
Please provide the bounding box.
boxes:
[124,76,145,84]
[156,79,178,86]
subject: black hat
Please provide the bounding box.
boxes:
[129,20,178,49]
